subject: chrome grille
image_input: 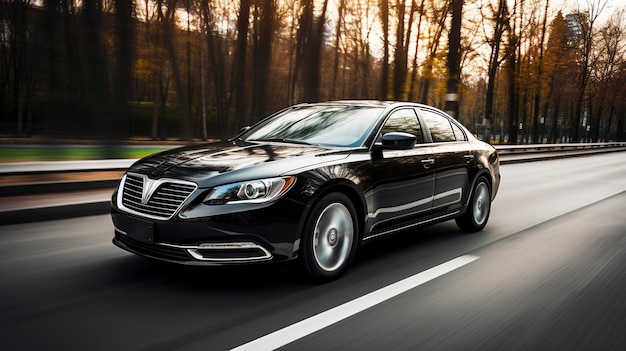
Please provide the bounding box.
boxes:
[119,173,197,220]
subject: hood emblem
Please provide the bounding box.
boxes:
[141,176,161,204]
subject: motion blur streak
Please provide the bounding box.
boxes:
[230,255,479,351]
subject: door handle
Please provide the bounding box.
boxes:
[463,154,475,163]
[421,158,435,169]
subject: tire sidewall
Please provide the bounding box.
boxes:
[457,176,492,232]
[469,177,491,230]
[300,192,359,280]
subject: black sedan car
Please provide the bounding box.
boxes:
[111,101,500,280]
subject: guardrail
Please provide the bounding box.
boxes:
[1,142,625,225]
[1,142,626,195]
[494,142,626,162]
[495,142,626,153]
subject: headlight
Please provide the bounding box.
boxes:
[203,176,296,205]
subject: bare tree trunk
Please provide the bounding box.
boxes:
[7,1,29,136]
[201,1,230,137]
[332,0,345,100]
[251,0,276,119]
[83,1,112,139]
[408,0,425,101]
[506,1,520,145]
[484,0,508,142]
[233,0,251,126]
[151,76,162,140]
[113,0,135,142]
[297,0,328,102]
[573,2,607,141]
[392,0,406,101]
[200,43,208,141]
[159,0,191,140]
[532,0,550,144]
[380,0,389,100]
[445,0,462,119]
[418,0,449,105]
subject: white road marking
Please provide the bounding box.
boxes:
[230,255,480,351]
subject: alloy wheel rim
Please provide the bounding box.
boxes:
[473,182,490,226]
[313,203,353,272]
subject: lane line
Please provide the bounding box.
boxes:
[230,255,480,351]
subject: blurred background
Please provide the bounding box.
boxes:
[1,0,625,162]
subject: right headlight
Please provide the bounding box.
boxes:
[202,176,296,205]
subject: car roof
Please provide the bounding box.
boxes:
[293,100,431,109]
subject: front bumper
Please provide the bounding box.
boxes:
[113,232,273,265]
[110,193,307,265]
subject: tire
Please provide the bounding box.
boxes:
[300,192,358,281]
[456,177,491,232]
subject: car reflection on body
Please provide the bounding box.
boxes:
[111,101,500,280]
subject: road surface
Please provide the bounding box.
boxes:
[1,152,626,350]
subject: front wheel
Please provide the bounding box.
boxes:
[456,177,491,232]
[300,193,358,281]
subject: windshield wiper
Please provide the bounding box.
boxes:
[249,138,316,146]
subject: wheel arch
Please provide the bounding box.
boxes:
[293,179,367,256]
[464,169,493,208]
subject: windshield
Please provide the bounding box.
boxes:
[242,105,384,147]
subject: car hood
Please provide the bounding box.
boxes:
[127,140,352,187]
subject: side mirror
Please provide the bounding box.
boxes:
[381,132,416,150]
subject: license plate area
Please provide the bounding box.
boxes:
[122,217,155,244]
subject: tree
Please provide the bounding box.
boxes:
[379,0,389,99]
[445,0,462,119]
[571,0,609,142]
[251,0,277,119]
[531,0,550,143]
[112,0,135,141]
[157,0,193,139]
[590,10,626,141]
[233,0,251,126]
[296,0,329,102]
[483,0,509,142]
[83,0,112,138]
[542,11,575,143]
[418,0,450,105]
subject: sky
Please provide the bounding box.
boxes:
[563,0,624,23]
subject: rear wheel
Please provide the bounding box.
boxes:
[301,193,358,281]
[456,177,491,232]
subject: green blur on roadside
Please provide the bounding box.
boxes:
[0,146,170,162]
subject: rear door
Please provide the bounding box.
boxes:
[418,108,472,214]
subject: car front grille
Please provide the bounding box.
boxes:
[120,173,197,220]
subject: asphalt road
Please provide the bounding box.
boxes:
[1,152,626,350]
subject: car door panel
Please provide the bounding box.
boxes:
[369,108,435,234]
[419,109,472,214]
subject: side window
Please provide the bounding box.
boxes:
[451,121,467,141]
[380,109,424,144]
[420,109,456,142]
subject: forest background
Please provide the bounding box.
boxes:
[1,0,625,145]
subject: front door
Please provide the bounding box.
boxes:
[370,108,436,234]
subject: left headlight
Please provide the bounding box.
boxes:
[203,176,296,205]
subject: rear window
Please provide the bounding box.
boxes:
[420,109,456,142]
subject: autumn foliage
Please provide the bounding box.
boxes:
[1,0,624,142]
